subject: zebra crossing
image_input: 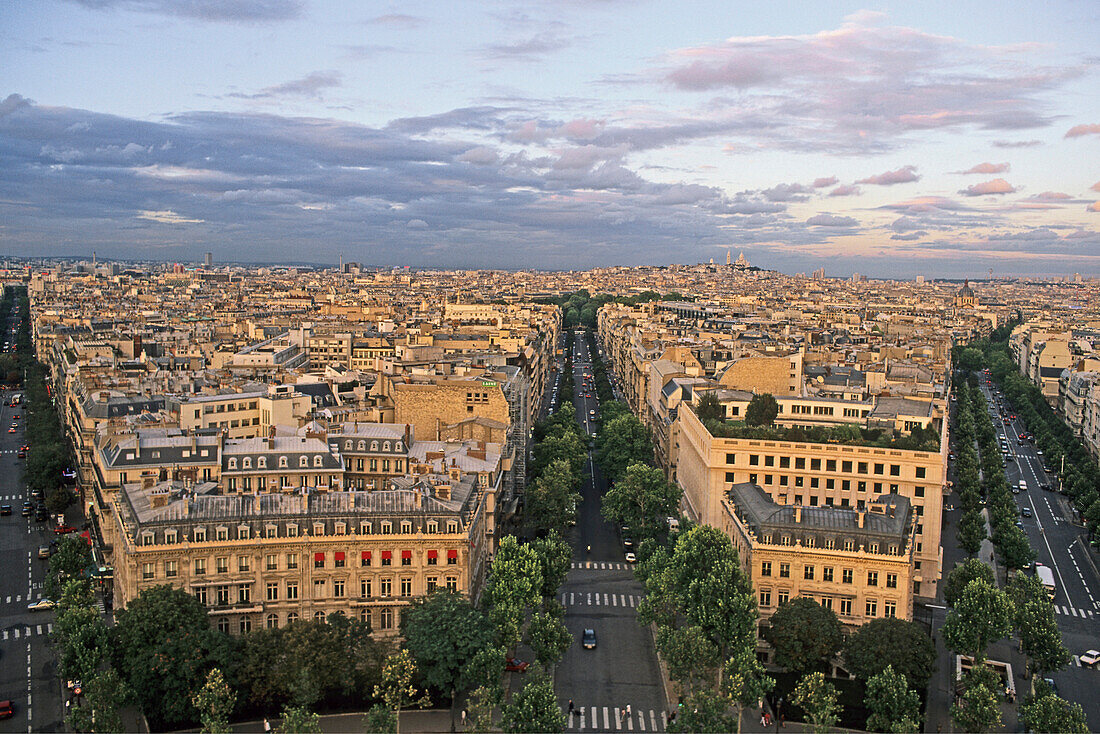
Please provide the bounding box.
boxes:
[1,623,52,641]
[1055,605,1094,619]
[560,591,643,609]
[570,561,634,571]
[566,706,667,731]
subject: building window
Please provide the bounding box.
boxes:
[857,462,868,474]
[779,563,790,578]
[867,571,879,586]
[446,577,457,592]
[839,599,852,616]
[822,567,834,582]
[426,577,438,593]
[238,556,250,572]
[361,578,372,598]
[777,591,790,606]
[780,535,792,546]
[884,601,897,618]
[401,550,412,566]
[314,611,326,622]
[334,580,345,598]
[360,608,372,629]
[886,573,898,589]
[381,551,392,567]
[266,614,279,629]
[286,582,298,600]
[842,568,853,584]
[761,561,772,577]
[380,578,392,597]
[142,563,155,580]
[820,596,832,611]
[313,580,326,599]
[400,578,412,597]
[866,599,878,617]
[165,560,178,578]
[749,454,759,466]
[869,543,879,554]
[267,582,278,601]
[287,612,299,624]
[447,549,458,565]
[216,586,229,606]
[380,608,394,630]
[194,558,207,575]
[915,466,926,479]
[217,618,230,634]
[759,590,771,607]
[314,553,325,569]
[238,584,250,603]
[335,552,346,568]
[844,540,855,552]
[804,565,815,580]
[216,557,228,574]
[194,587,208,605]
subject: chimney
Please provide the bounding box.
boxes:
[858,509,866,529]
[437,483,451,501]
[794,505,802,523]
[268,426,276,450]
[405,423,411,446]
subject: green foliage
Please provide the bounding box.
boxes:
[703,417,940,452]
[525,459,581,535]
[600,462,682,541]
[65,669,130,734]
[744,393,779,427]
[112,584,236,730]
[363,704,398,734]
[192,668,236,734]
[656,624,719,696]
[500,672,566,734]
[950,665,1001,733]
[666,689,736,734]
[462,645,507,698]
[526,611,572,668]
[1007,574,1070,675]
[483,536,543,650]
[722,643,774,730]
[374,649,429,734]
[763,597,843,675]
[1019,689,1089,733]
[792,671,841,734]
[595,412,653,483]
[942,579,1014,661]
[46,535,94,599]
[944,559,996,608]
[842,617,936,690]
[278,705,322,734]
[957,508,988,556]
[401,589,493,697]
[530,533,572,599]
[864,665,920,733]
[694,392,724,422]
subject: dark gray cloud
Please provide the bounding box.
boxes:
[61,0,301,22]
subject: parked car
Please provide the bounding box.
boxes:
[37,546,51,559]
[0,700,13,719]
[505,658,530,673]
[54,525,78,535]
[0,505,10,516]
[1021,508,1032,518]
[1079,650,1100,668]
[26,598,57,612]
[625,551,636,563]
[582,629,597,649]
[21,502,32,517]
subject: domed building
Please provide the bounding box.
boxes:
[954,280,978,308]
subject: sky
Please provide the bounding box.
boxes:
[1,0,1099,277]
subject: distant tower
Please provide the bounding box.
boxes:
[92,251,96,267]
[726,249,731,267]
[339,253,343,271]
[954,279,978,308]
[204,252,213,267]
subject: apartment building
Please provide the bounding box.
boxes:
[173,384,311,439]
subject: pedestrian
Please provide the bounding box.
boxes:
[263,718,271,733]
[626,704,632,719]
[461,710,467,727]
[761,712,768,727]
[568,700,574,715]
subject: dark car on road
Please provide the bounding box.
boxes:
[0,505,9,516]
[582,628,597,649]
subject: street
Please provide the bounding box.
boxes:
[553,331,669,731]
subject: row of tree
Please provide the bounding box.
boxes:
[950,380,993,557]
[538,290,691,331]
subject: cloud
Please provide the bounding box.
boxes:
[812,177,837,188]
[828,184,861,197]
[762,183,813,202]
[806,214,858,227]
[993,139,1041,148]
[365,13,424,29]
[890,231,927,241]
[0,94,32,119]
[959,162,1009,175]
[1092,181,1100,193]
[857,166,919,186]
[61,0,301,22]
[1025,192,1072,201]
[229,71,342,100]
[1065,123,1100,138]
[136,210,204,224]
[479,33,571,60]
[456,147,500,165]
[1089,201,1100,213]
[960,178,1017,196]
[406,219,429,229]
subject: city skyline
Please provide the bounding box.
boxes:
[2,0,1099,276]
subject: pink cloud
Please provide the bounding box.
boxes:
[960,162,1009,175]
[828,184,861,197]
[559,118,605,141]
[812,176,838,188]
[960,178,1017,196]
[1089,201,1100,213]
[1065,124,1100,138]
[1092,181,1100,192]
[857,166,919,186]
[1027,191,1072,201]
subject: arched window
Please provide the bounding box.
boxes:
[314,610,326,622]
[258,456,266,469]
[395,441,402,451]
[279,456,288,468]
[371,441,379,451]
[287,612,299,624]
[227,458,237,470]
[266,613,279,629]
[314,455,323,467]
[242,457,251,469]
[358,441,366,451]
[217,618,230,633]
[383,442,390,452]
[299,455,308,468]
[345,441,353,450]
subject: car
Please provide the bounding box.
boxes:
[54,525,78,534]
[1079,650,1100,668]
[582,628,597,649]
[1036,449,1043,457]
[21,502,32,517]
[19,444,28,451]
[1015,519,1025,528]
[1039,483,1051,491]
[0,700,12,719]
[35,508,48,522]
[16,451,25,459]
[26,598,56,612]
[7,428,14,433]
[38,546,51,559]
[504,657,530,673]
[1021,508,1032,518]
[625,551,636,563]
[0,505,9,516]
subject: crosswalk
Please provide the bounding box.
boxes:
[567,706,666,731]
[571,561,634,571]
[1,623,52,641]
[561,592,644,609]
[1055,605,1095,618]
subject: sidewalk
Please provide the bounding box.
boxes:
[228,709,456,733]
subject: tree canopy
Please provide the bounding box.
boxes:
[744,393,779,427]
[842,617,936,689]
[763,597,843,675]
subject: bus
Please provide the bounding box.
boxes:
[1036,563,1056,599]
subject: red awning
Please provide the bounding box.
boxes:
[314,552,325,563]
[381,551,392,560]
[427,550,439,559]
[361,551,372,561]
[447,549,458,560]
[401,550,412,560]
[334,551,345,562]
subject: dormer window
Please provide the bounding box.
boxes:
[165,529,177,544]
[238,525,250,539]
[286,524,298,537]
[358,441,366,451]
[844,539,855,552]
[447,521,458,534]
[314,455,323,467]
[345,441,353,450]
[335,522,346,535]
[381,521,392,535]
[242,457,251,469]
[193,528,206,542]
[141,532,155,546]
[297,456,307,468]
[360,522,372,535]
[383,442,390,452]
[371,441,379,451]
[313,522,324,536]
[426,521,438,534]
[216,526,228,541]
[265,524,278,538]
[258,456,266,469]
[279,456,288,468]
[227,458,237,470]
[395,441,402,451]
[400,521,412,534]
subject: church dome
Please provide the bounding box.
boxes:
[957,280,974,297]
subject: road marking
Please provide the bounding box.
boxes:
[629,595,636,608]
[1073,655,1081,667]
[603,707,609,730]
[612,594,618,607]
[661,711,667,730]
[587,593,592,606]
[637,710,645,731]
[570,593,575,605]
[651,710,659,732]
[35,625,41,635]
[614,707,621,730]
[13,627,19,639]
[1070,607,1078,617]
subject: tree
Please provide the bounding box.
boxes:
[943,558,996,608]
[530,533,571,599]
[278,705,322,734]
[500,673,566,734]
[192,668,236,734]
[112,584,236,730]
[656,625,719,696]
[695,392,724,423]
[957,509,987,556]
[462,644,507,699]
[601,463,682,540]
[46,486,75,514]
[526,611,571,668]
[864,665,920,733]
[744,393,779,427]
[363,704,397,734]
[483,536,542,650]
[666,689,736,734]
[1019,691,1089,733]
[950,665,1001,733]
[595,413,653,483]
[722,644,774,734]
[525,459,580,535]
[401,589,493,727]
[942,579,1014,661]
[64,669,129,734]
[995,525,1037,570]
[374,649,428,734]
[46,534,94,599]
[842,618,936,690]
[764,597,843,675]
[792,671,840,734]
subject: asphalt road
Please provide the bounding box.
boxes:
[0,412,65,732]
[978,380,1100,730]
[554,331,669,732]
